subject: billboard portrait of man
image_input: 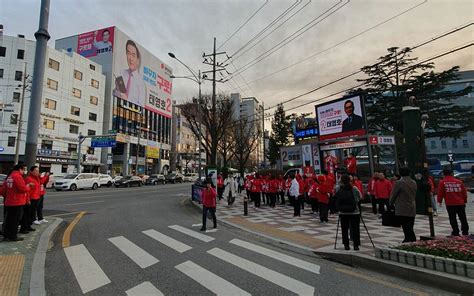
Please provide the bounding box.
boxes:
[94,29,113,52]
[341,99,364,132]
[113,40,146,106]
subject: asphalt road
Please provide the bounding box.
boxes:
[42,183,452,296]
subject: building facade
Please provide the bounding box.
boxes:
[55,26,173,176]
[0,34,105,174]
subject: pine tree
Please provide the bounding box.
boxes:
[268,104,292,165]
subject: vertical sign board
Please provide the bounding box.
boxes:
[312,145,321,173]
[280,146,303,168]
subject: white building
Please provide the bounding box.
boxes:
[0,34,106,174]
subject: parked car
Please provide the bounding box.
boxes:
[454,172,474,193]
[98,174,114,187]
[54,173,100,191]
[165,173,184,184]
[145,174,166,185]
[114,175,143,187]
[183,173,198,182]
[113,176,123,183]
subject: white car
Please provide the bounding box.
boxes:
[183,173,198,182]
[98,174,114,187]
[54,173,100,191]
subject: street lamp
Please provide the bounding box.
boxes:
[168,52,204,180]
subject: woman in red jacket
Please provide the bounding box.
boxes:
[3,165,33,241]
[200,179,217,232]
[374,173,393,216]
[22,166,41,233]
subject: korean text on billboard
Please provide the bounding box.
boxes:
[77,27,114,58]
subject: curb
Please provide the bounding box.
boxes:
[29,218,63,296]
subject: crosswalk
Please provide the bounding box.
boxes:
[62,224,321,295]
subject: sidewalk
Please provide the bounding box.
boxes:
[0,218,61,296]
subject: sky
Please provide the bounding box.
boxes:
[1,0,473,128]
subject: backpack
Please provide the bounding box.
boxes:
[336,187,357,213]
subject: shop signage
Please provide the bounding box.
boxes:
[91,136,117,148]
[369,136,395,145]
[146,146,160,159]
[63,117,84,124]
[36,156,76,164]
[319,140,366,151]
[41,112,61,119]
[115,133,129,143]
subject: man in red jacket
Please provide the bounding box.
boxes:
[3,164,33,241]
[22,166,41,233]
[374,173,392,217]
[36,172,50,224]
[437,169,469,236]
[200,179,217,231]
[344,153,357,175]
[216,174,224,201]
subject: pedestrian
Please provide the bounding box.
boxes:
[367,173,379,215]
[353,175,364,198]
[317,175,330,223]
[223,174,237,206]
[238,175,244,194]
[304,175,314,211]
[35,172,50,224]
[308,177,319,214]
[2,165,34,241]
[289,174,300,217]
[286,176,293,206]
[200,178,217,232]
[268,175,278,208]
[261,175,269,206]
[245,175,253,202]
[278,175,285,205]
[297,174,305,211]
[344,153,357,175]
[389,167,417,243]
[251,174,262,208]
[216,173,224,200]
[335,174,361,250]
[374,173,392,217]
[324,170,337,215]
[22,166,41,233]
[437,169,469,236]
[426,171,437,216]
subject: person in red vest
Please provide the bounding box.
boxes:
[374,173,393,217]
[2,165,33,241]
[216,173,224,201]
[324,152,338,176]
[277,175,285,205]
[245,175,253,202]
[200,178,217,231]
[306,176,317,214]
[437,169,469,236]
[344,153,357,175]
[268,175,279,208]
[251,174,262,208]
[427,173,437,216]
[353,175,364,198]
[317,175,330,223]
[367,173,379,214]
[324,170,337,215]
[261,175,269,206]
[21,166,41,233]
[35,172,50,224]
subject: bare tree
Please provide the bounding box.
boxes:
[233,117,261,177]
[218,127,235,168]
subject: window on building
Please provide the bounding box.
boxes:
[42,119,55,130]
[17,49,25,60]
[70,106,80,116]
[441,140,446,149]
[89,112,97,121]
[0,46,6,57]
[72,88,81,98]
[430,141,436,149]
[48,58,60,71]
[13,92,20,102]
[90,95,98,105]
[69,124,79,134]
[10,114,18,125]
[15,71,22,81]
[47,78,58,90]
[452,139,458,149]
[7,136,16,147]
[91,78,99,89]
[0,68,3,79]
[74,70,83,81]
[44,98,56,110]
[68,143,77,153]
[87,147,95,154]
[462,140,469,148]
[87,129,96,136]
[41,140,53,150]
[61,164,68,174]
[89,64,95,70]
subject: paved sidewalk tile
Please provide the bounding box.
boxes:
[0,255,25,296]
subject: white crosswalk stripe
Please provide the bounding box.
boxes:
[230,238,320,274]
[125,281,164,296]
[64,244,111,294]
[175,260,251,296]
[142,229,192,253]
[108,236,159,268]
[168,224,215,242]
[208,248,314,296]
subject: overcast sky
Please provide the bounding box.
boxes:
[1,0,473,127]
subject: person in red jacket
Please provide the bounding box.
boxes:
[374,173,392,217]
[353,175,364,198]
[324,170,337,215]
[308,176,319,214]
[367,173,379,214]
[317,175,330,223]
[245,175,253,202]
[216,174,224,201]
[251,174,262,208]
[36,172,50,224]
[344,153,357,175]
[200,178,217,231]
[3,164,33,241]
[437,169,469,236]
[267,175,278,208]
[277,175,285,205]
[21,166,41,233]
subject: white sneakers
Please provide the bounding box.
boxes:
[40,219,48,223]
[33,219,48,225]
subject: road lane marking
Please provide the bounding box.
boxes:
[64,244,111,294]
[168,225,215,242]
[175,260,251,296]
[192,223,203,227]
[230,239,320,274]
[208,248,314,295]
[62,211,86,248]
[142,229,192,253]
[206,229,218,233]
[335,268,429,296]
[62,201,105,206]
[108,236,159,268]
[48,211,83,217]
[125,281,164,296]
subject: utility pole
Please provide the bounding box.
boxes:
[24,0,50,167]
[14,62,28,164]
[77,133,84,173]
[197,70,203,179]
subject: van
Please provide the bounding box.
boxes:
[54,173,100,191]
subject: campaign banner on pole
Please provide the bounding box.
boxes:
[77,26,114,58]
[316,95,366,141]
[312,145,321,173]
[280,146,303,167]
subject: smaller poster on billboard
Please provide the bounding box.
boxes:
[301,144,313,166]
[312,145,321,173]
[280,146,302,167]
[77,27,114,58]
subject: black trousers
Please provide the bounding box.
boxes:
[446,205,469,235]
[293,196,301,216]
[217,187,224,200]
[4,206,23,239]
[288,193,294,206]
[269,193,276,208]
[311,199,319,213]
[398,216,416,242]
[319,203,329,222]
[340,214,360,247]
[378,199,389,214]
[329,194,337,214]
[202,206,216,230]
[300,195,305,210]
[227,192,234,206]
[30,199,40,223]
[370,195,377,214]
[37,195,45,221]
[253,192,261,208]
[279,191,285,204]
[20,204,32,231]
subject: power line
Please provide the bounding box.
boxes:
[217,0,269,50]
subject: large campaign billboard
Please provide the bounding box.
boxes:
[316,95,366,141]
[77,26,114,58]
[113,30,173,118]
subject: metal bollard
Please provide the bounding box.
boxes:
[243,197,248,216]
